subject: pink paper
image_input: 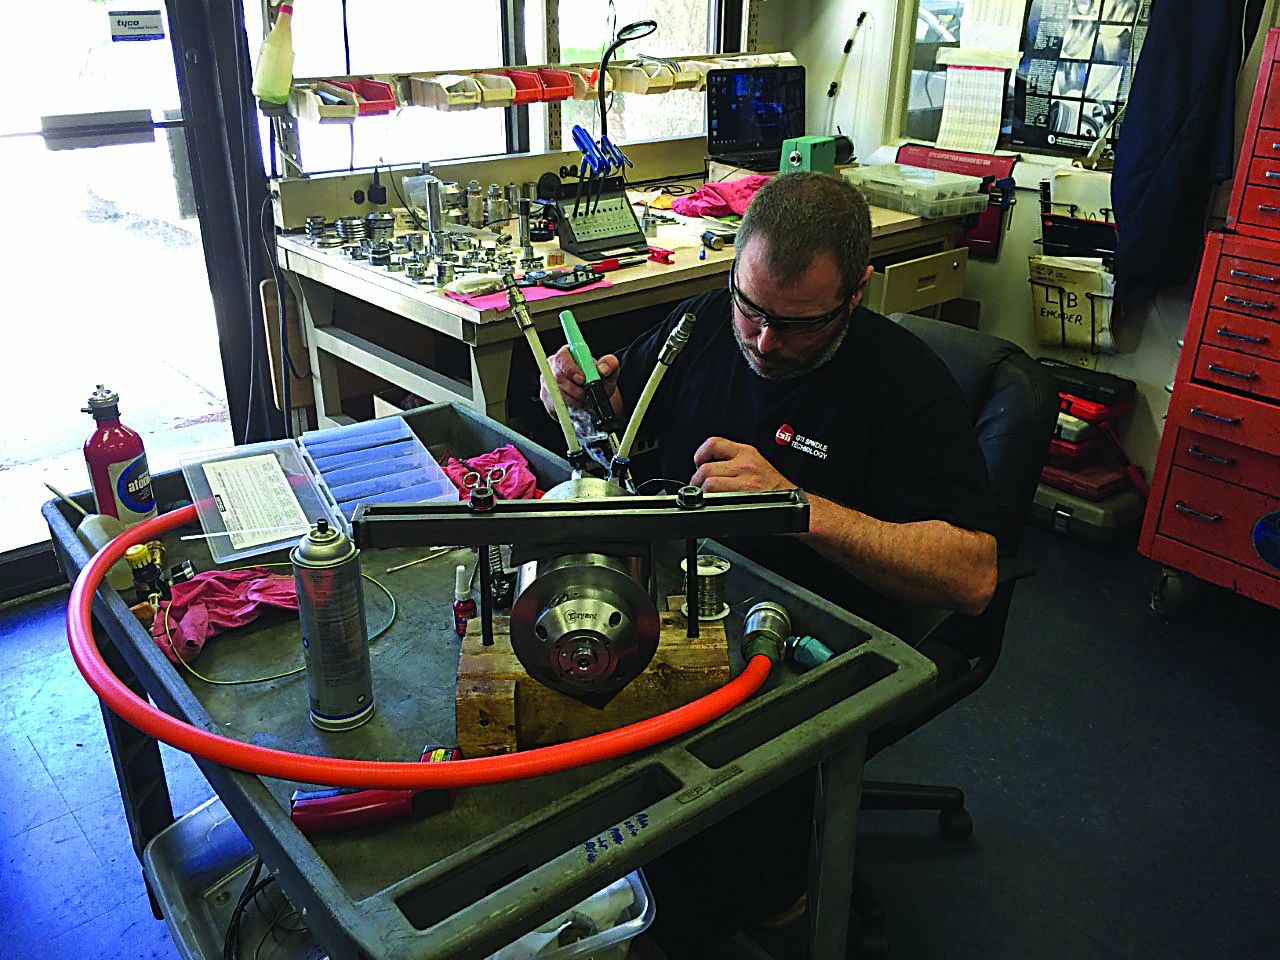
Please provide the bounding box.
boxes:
[443,279,612,311]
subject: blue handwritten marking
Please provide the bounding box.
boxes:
[582,810,652,864]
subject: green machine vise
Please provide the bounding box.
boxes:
[781,136,836,175]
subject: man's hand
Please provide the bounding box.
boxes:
[691,437,793,493]
[540,346,620,417]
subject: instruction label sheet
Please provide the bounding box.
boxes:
[203,454,310,549]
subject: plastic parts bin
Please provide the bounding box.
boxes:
[143,797,655,960]
[537,69,574,102]
[505,70,544,104]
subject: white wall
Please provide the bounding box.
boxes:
[756,0,1279,478]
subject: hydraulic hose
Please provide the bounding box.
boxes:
[504,276,583,458]
[67,504,771,789]
[615,312,697,463]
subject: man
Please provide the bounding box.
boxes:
[542,172,998,631]
[540,173,999,954]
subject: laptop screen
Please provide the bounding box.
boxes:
[705,66,806,157]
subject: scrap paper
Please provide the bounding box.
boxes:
[936,66,1006,154]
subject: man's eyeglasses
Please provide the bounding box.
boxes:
[728,267,852,334]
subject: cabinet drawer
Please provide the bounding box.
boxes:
[1215,253,1280,294]
[1237,183,1280,231]
[863,247,967,315]
[1248,155,1280,187]
[1172,426,1280,495]
[1211,280,1280,320]
[1198,308,1279,362]
[1193,344,1280,401]
[1166,382,1280,456]
[1253,130,1280,160]
[1158,467,1280,578]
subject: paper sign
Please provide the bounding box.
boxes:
[109,10,164,41]
[1029,256,1117,354]
[203,454,310,549]
[936,66,1005,154]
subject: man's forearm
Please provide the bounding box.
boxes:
[802,495,996,616]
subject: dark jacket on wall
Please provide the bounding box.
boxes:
[1111,0,1265,305]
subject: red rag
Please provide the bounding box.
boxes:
[671,175,770,218]
[444,444,539,501]
[150,568,298,664]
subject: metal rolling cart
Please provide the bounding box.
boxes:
[45,403,937,959]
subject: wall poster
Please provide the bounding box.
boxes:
[1011,0,1151,155]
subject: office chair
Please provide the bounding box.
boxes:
[850,313,1058,956]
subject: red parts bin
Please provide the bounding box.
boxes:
[537,69,574,102]
[327,78,396,115]
[505,70,544,104]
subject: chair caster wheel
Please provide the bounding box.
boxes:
[939,807,973,840]
[1150,566,1187,618]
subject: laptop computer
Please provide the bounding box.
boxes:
[705,65,806,172]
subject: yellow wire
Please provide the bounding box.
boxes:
[164,562,397,686]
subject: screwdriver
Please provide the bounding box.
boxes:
[590,255,649,273]
[559,308,620,437]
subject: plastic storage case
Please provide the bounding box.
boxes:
[1031,483,1145,545]
[143,796,655,960]
[181,415,458,564]
[843,163,988,218]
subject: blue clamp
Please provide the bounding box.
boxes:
[572,124,608,176]
[600,135,633,171]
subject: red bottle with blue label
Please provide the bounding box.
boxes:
[82,385,157,525]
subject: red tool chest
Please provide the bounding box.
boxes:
[1141,31,1280,611]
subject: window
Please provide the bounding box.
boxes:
[557,0,715,147]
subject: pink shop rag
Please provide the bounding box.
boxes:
[670,175,770,218]
[151,568,298,664]
[444,444,541,501]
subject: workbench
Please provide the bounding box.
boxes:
[45,403,937,960]
[277,203,966,428]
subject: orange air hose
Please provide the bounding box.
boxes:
[66,504,772,789]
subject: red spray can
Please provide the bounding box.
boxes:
[82,385,157,524]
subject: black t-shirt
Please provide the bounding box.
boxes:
[616,287,998,628]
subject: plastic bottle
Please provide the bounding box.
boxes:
[452,563,476,638]
[251,3,295,104]
[82,385,157,525]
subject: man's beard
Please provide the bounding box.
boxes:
[733,318,850,380]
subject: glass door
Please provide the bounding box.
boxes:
[0,2,231,590]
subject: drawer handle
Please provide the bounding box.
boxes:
[1268,171,1280,179]
[1216,326,1269,344]
[1207,362,1260,381]
[1190,406,1241,425]
[1187,444,1236,466]
[1259,203,1280,213]
[1174,500,1223,523]
[1223,294,1275,310]
[1229,268,1279,284]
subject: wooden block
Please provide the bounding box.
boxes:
[456,608,730,757]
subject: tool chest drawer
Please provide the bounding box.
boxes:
[1212,279,1280,320]
[1215,251,1280,291]
[1166,382,1280,456]
[1192,343,1280,401]
[1247,155,1280,188]
[1236,184,1280,233]
[1157,467,1280,579]
[1196,309,1279,363]
[1261,63,1280,130]
[1171,427,1280,495]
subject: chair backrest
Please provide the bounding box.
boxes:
[866,315,1057,756]
[891,314,1058,557]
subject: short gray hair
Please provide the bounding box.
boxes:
[735,172,872,298]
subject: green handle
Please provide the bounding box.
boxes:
[559,309,600,384]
